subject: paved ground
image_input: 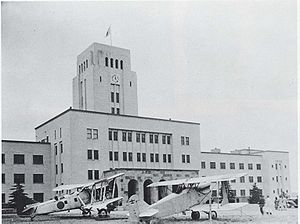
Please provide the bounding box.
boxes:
[2,205,298,224]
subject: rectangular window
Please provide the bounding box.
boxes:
[150,153,154,162]
[162,135,166,144]
[136,133,140,142]
[56,165,58,174]
[94,170,99,180]
[33,193,44,203]
[109,130,112,140]
[33,155,43,164]
[109,151,113,161]
[123,152,127,161]
[256,164,261,170]
[210,162,216,169]
[240,190,246,197]
[2,154,5,164]
[154,134,158,144]
[116,108,120,114]
[2,193,5,204]
[94,150,99,160]
[87,150,92,159]
[141,133,146,143]
[163,154,167,163]
[55,144,57,155]
[116,93,119,103]
[182,154,185,163]
[122,131,127,141]
[248,163,253,170]
[60,142,63,153]
[137,153,141,162]
[168,154,171,163]
[114,152,118,161]
[88,170,93,180]
[128,132,132,142]
[149,134,153,143]
[155,153,159,162]
[113,131,118,141]
[201,162,206,169]
[230,163,235,169]
[54,130,56,139]
[186,137,189,145]
[239,163,244,170]
[2,173,5,184]
[181,136,185,145]
[93,129,98,139]
[111,107,115,114]
[14,154,25,164]
[186,155,190,163]
[61,163,64,173]
[249,176,254,183]
[142,153,146,162]
[257,176,262,183]
[33,174,43,184]
[111,92,114,102]
[128,152,133,162]
[87,128,92,139]
[167,136,171,144]
[220,162,226,169]
[240,176,245,183]
[59,128,62,138]
[231,179,236,183]
[14,174,25,184]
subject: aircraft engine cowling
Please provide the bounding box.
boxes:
[56,201,65,209]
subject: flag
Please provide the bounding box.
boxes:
[105,26,111,37]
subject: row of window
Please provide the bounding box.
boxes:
[181,154,191,163]
[181,136,190,145]
[202,162,261,170]
[55,142,63,155]
[105,57,123,70]
[78,59,88,74]
[111,92,120,103]
[272,163,287,169]
[272,176,288,182]
[55,163,64,175]
[2,154,43,165]
[228,176,262,183]
[87,129,99,139]
[109,151,172,163]
[2,193,44,204]
[211,189,262,197]
[109,130,172,144]
[87,150,99,160]
[2,173,44,184]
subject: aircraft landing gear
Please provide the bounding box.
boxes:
[191,211,200,220]
[208,211,217,220]
[82,208,92,217]
[97,208,108,218]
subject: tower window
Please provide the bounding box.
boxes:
[81,63,83,73]
[130,81,132,87]
[105,57,108,67]
[79,65,81,74]
[116,108,120,114]
[99,76,102,82]
[120,60,123,70]
[83,61,85,70]
[115,59,118,69]
[111,92,114,102]
[116,93,119,103]
[86,59,88,68]
[111,108,115,114]
[110,58,113,68]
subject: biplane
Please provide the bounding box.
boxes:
[128,173,248,223]
[22,173,124,220]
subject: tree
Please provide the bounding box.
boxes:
[248,183,263,204]
[8,183,36,215]
[219,181,236,203]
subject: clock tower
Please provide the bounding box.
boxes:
[72,43,138,115]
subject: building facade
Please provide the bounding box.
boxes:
[2,140,52,203]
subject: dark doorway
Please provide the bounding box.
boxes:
[143,179,153,204]
[128,179,138,198]
[158,179,167,200]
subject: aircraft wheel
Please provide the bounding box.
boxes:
[208,211,217,220]
[98,209,107,218]
[191,211,200,220]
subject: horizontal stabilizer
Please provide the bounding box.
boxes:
[139,208,159,218]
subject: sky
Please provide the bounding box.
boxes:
[1,1,297,192]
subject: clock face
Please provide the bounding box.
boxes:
[111,74,120,84]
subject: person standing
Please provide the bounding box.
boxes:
[274,197,279,210]
[258,196,265,215]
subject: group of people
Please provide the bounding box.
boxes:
[258,195,289,215]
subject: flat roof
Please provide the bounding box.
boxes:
[201,151,262,157]
[35,108,200,130]
[2,139,50,145]
[232,149,289,154]
[103,167,199,173]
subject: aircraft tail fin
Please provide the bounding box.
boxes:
[127,194,149,222]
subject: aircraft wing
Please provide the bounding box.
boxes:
[52,173,124,192]
[139,208,159,218]
[84,197,123,211]
[148,173,248,187]
[192,202,248,212]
